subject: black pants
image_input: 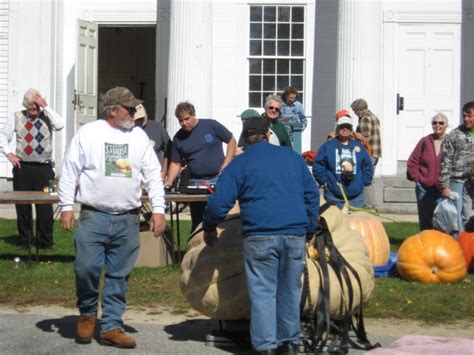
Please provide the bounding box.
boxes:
[13,163,55,247]
[190,201,206,232]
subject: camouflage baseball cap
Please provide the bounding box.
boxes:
[103,87,142,108]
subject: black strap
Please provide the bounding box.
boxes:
[301,215,380,353]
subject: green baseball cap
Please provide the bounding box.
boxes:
[103,87,143,108]
[240,109,261,121]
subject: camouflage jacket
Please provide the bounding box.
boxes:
[439,124,474,188]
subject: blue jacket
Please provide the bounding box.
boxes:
[313,138,373,199]
[202,141,320,236]
[280,101,307,129]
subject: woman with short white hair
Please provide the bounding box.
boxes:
[407,113,449,230]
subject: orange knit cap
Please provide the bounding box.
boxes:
[335,109,351,120]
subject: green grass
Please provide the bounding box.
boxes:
[0,218,473,323]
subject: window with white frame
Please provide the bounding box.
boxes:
[248,5,305,108]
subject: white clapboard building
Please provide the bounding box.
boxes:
[0,0,472,211]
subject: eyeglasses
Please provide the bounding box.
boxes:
[463,113,474,118]
[122,105,137,116]
[267,106,280,112]
[432,121,445,126]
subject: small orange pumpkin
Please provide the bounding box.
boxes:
[458,232,474,272]
[397,230,467,283]
[346,215,390,266]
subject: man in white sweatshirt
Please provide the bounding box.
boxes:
[58,87,166,348]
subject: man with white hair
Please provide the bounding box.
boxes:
[0,88,63,249]
[59,87,166,348]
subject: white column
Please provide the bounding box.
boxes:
[335,0,382,116]
[167,0,212,135]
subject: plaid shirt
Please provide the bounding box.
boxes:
[357,110,381,159]
[439,124,474,188]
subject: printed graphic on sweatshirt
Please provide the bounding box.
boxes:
[335,147,357,175]
[105,143,132,178]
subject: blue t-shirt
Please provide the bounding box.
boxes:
[170,119,233,178]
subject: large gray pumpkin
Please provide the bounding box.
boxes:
[180,205,374,320]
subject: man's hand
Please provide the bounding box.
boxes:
[33,94,47,108]
[204,229,218,247]
[60,211,75,231]
[149,213,166,237]
[6,153,21,169]
[441,187,452,199]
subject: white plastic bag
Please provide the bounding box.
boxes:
[432,192,460,234]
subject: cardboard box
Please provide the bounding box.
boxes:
[135,227,174,267]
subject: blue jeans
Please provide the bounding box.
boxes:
[324,186,365,209]
[450,181,465,233]
[415,182,441,231]
[74,210,140,332]
[243,235,305,352]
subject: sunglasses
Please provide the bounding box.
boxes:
[431,121,445,126]
[267,106,280,112]
[122,105,137,116]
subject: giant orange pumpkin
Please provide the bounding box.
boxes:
[397,230,467,283]
[458,232,474,272]
[346,215,390,266]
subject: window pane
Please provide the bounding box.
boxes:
[264,24,276,39]
[299,93,304,105]
[278,7,291,22]
[249,93,261,108]
[277,75,290,91]
[264,6,276,22]
[250,6,262,22]
[263,40,276,56]
[249,76,261,91]
[292,24,304,39]
[278,60,289,74]
[292,7,304,22]
[250,40,262,56]
[291,75,303,90]
[263,76,275,91]
[278,24,290,39]
[250,23,262,39]
[291,41,304,56]
[291,60,303,74]
[263,59,275,74]
[249,59,262,74]
[277,41,290,56]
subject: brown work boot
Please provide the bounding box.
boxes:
[76,315,97,343]
[99,328,136,348]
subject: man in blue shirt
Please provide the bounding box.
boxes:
[202,112,319,354]
[164,102,236,231]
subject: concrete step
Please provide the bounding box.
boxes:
[383,176,415,189]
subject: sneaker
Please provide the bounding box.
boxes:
[40,243,55,250]
[76,315,97,343]
[99,328,136,348]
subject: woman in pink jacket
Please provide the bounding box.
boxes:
[407,113,448,230]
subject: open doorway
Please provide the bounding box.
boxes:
[98,26,156,119]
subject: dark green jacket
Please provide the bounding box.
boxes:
[238,114,292,150]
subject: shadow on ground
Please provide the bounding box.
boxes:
[164,319,252,354]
